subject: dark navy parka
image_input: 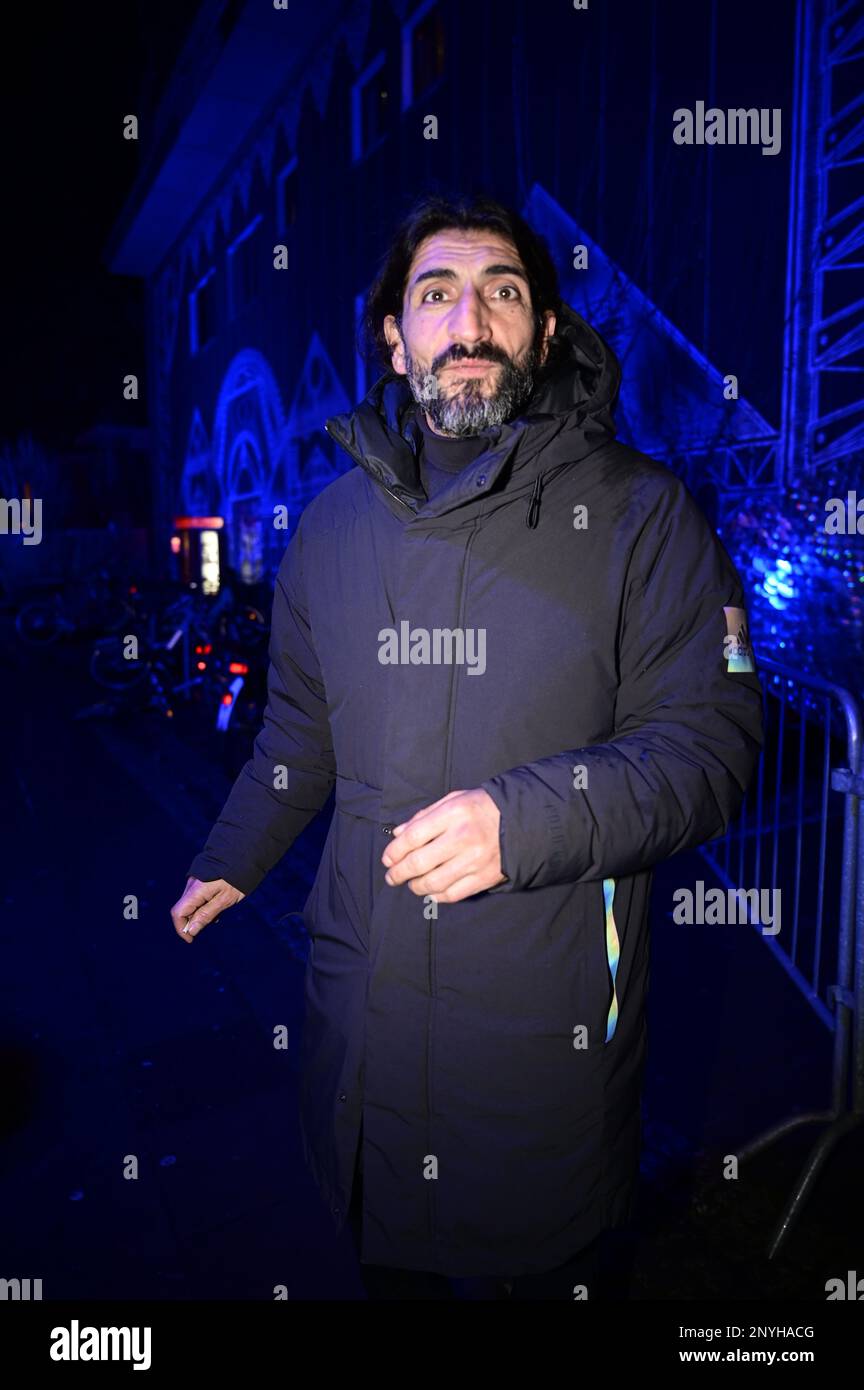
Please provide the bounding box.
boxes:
[187,302,764,1278]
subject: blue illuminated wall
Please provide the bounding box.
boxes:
[107,0,862,686]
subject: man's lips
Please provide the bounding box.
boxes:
[441,359,499,372]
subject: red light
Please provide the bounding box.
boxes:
[221,693,233,705]
[197,660,207,671]
[204,644,212,654]
[173,516,224,530]
[129,585,138,594]
[195,645,203,654]
[228,662,249,675]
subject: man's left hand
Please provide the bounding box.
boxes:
[380,788,507,902]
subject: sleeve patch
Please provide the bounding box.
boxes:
[722,606,755,673]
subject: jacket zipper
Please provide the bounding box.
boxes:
[441,523,480,792]
[380,483,417,515]
[427,520,481,1257]
[324,422,419,517]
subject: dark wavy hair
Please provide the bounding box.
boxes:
[359,192,567,378]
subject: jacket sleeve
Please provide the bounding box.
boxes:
[185,514,336,896]
[480,478,764,892]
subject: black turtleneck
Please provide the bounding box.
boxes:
[416,412,488,500]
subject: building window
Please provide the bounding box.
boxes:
[352,50,398,162]
[402,0,445,110]
[189,270,218,354]
[276,157,299,241]
[228,215,263,320]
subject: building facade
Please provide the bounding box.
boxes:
[107,0,801,590]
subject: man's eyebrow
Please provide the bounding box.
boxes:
[410,262,529,289]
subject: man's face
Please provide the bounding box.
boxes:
[383,229,557,437]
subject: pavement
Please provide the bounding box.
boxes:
[1,620,860,1300]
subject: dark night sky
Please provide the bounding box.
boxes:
[2,1,201,450]
[4,0,796,454]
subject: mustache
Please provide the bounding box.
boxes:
[432,345,510,371]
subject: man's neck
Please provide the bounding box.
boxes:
[422,410,482,439]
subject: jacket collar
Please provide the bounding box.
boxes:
[324,301,621,520]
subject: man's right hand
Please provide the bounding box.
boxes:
[171,876,246,944]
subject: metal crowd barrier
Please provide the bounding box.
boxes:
[698,653,863,1256]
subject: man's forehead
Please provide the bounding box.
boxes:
[408,229,524,279]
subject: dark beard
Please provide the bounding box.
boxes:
[402,335,544,437]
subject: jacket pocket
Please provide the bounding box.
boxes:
[303,809,372,954]
[301,819,335,939]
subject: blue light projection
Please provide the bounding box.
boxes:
[727,483,864,692]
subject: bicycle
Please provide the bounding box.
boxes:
[15,568,138,645]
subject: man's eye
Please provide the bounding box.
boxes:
[420,285,522,303]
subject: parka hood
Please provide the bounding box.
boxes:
[324,301,622,524]
[521,299,621,431]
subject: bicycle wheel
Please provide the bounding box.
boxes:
[98,596,137,634]
[90,636,150,691]
[223,606,268,648]
[15,600,62,644]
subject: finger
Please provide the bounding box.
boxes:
[384,802,460,867]
[172,882,216,923]
[176,888,230,940]
[423,870,489,904]
[384,832,457,886]
[402,851,479,897]
[172,897,211,939]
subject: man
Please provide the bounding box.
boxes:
[172,194,763,1300]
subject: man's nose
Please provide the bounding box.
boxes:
[446,287,491,342]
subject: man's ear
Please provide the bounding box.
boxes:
[383,314,407,375]
[538,310,557,366]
